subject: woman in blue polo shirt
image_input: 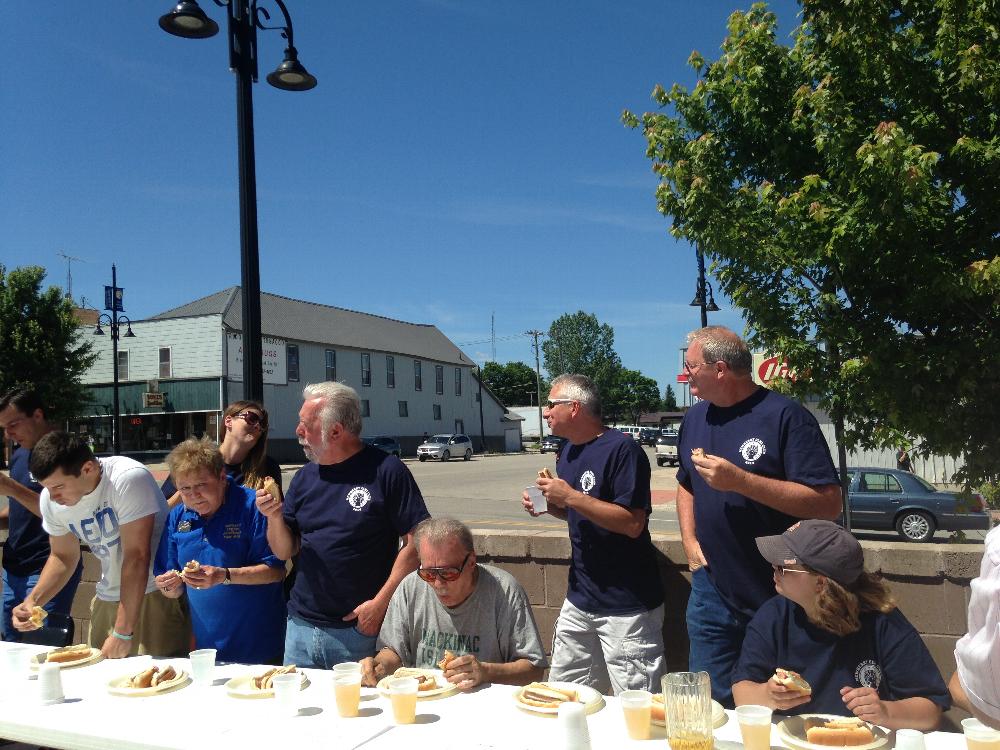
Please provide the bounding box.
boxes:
[732,520,949,730]
[154,437,286,664]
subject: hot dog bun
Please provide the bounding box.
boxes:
[805,718,873,746]
[45,643,91,664]
[252,664,296,690]
[651,693,665,723]
[182,560,200,576]
[150,665,178,687]
[29,606,48,627]
[262,476,283,503]
[437,650,456,671]
[773,667,812,694]
[538,468,553,479]
[518,682,579,709]
[416,674,438,692]
[691,447,705,458]
[129,667,159,689]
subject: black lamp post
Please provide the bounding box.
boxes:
[94,264,136,456]
[689,244,720,327]
[158,0,316,402]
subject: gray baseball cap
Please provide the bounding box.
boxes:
[755,520,864,586]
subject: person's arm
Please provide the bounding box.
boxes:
[361,647,403,687]
[102,514,155,659]
[343,531,419,636]
[0,473,41,518]
[677,483,707,570]
[733,677,812,712]
[950,672,1000,730]
[521,488,567,522]
[183,563,284,588]
[840,687,942,731]
[538,477,645,537]
[690,453,842,519]
[12,533,81,629]
[256,488,299,560]
[444,653,543,689]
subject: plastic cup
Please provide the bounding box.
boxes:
[525,486,547,513]
[388,677,418,725]
[557,701,592,750]
[37,662,65,705]
[963,719,1000,750]
[620,689,652,740]
[895,729,927,750]
[334,671,362,717]
[3,646,32,681]
[272,672,301,716]
[188,648,217,686]
[332,661,361,675]
[735,704,773,750]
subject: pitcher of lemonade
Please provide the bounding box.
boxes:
[662,671,714,750]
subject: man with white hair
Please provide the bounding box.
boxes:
[257,382,430,667]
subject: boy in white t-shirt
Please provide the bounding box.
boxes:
[12,431,188,657]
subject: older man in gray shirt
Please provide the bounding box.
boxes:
[360,517,546,690]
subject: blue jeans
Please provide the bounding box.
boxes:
[283,614,376,668]
[686,567,750,708]
[2,562,84,642]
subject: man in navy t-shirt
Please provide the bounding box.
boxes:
[257,381,430,668]
[522,374,665,695]
[676,327,841,706]
[0,389,83,641]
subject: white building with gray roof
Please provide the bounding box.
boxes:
[74,287,522,459]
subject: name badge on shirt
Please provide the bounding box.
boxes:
[177,520,192,533]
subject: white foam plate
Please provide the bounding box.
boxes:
[108,669,190,696]
[777,714,888,750]
[513,682,604,715]
[32,647,103,670]
[225,671,309,698]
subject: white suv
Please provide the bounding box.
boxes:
[417,434,474,462]
[655,432,679,467]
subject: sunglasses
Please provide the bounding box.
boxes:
[776,565,810,577]
[545,398,576,409]
[417,553,471,583]
[235,411,265,428]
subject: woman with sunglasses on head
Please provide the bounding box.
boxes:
[731,520,949,730]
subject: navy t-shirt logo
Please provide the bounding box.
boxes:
[346,486,372,511]
[580,470,596,494]
[855,660,882,689]
[739,437,767,464]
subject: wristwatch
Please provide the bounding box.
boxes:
[222,568,232,585]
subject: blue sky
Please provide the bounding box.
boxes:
[2,0,801,396]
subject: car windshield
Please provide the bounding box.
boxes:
[659,436,678,445]
[427,435,450,444]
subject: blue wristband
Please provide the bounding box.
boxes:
[112,629,133,641]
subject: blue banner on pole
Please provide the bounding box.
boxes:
[104,286,124,312]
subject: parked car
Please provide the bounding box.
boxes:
[655,433,679,467]
[843,467,989,542]
[540,435,567,454]
[638,428,659,447]
[362,436,401,457]
[614,425,642,441]
[417,434,474,462]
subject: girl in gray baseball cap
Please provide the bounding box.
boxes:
[730,520,950,730]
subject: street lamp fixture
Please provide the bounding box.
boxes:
[158,0,316,401]
[93,264,136,456]
[689,244,720,326]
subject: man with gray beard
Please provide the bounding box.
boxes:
[256,382,429,667]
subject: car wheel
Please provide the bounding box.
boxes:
[464,449,472,461]
[419,455,427,462]
[442,450,450,462]
[895,510,935,542]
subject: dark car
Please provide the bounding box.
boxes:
[362,436,401,457]
[843,467,989,542]
[638,428,659,447]
[540,435,567,454]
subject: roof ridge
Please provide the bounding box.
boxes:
[260,289,436,328]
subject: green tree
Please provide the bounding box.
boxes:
[607,369,662,424]
[542,311,622,401]
[0,265,97,421]
[481,361,545,407]
[624,1,1000,487]
[663,384,678,411]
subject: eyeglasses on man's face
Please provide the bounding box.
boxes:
[417,553,471,583]
[683,360,718,374]
[236,411,265,428]
[545,398,576,409]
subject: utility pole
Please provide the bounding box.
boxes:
[526,330,545,442]
[477,365,486,453]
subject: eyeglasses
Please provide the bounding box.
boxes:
[776,565,811,577]
[235,411,265,428]
[545,399,576,409]
[417,553,472,583]
[684,360,718,374]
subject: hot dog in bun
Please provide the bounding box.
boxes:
[150,666,178,687]
[129,667,159,689]
[437,650,456,671]
[392,667,439,691]
[182,560,201,576]
[29,606,48,628]
[773,667,812,694]
[262,476,283,503]
[691,448,706,458]
[518,682,579,709]
[538,468,553,479]
[804,717,874,746]
[45,643,91,664]
[252,665,297,691]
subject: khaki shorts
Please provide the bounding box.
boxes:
[89,589,191,657]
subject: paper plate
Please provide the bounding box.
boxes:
[108,669,190,696]
[32,647,103,670]
[650,696,727,728]
[225,671,309,698]
[377,668,458,699]
[513,682,604,716]
[777,714,888,750]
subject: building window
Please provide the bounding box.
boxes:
[117,350,129,381]
[414,360,422,391]
[435,365,444,395]
[325,349,336,381]
[455,367,462,396]
[361,353,371,387]
[287,344,300,382]
[398,400,408,418]
[158,347,171,379]
[386,355,395,388]
[361,399,370,417]
[433,404,442,420]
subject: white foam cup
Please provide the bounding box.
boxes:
[332,661,361,675]
[3,646,32,681]
[272,672,301,715]
[557,701,591,750]
[37,662,65,705]
[895,729,927,750]
[188,648,217,686]
[525,486,547,513]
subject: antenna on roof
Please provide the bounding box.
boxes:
[491,311,496,362]
[56,251,88,303]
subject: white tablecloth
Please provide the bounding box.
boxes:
[0,644,968,750]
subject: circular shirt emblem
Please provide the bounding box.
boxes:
[346,486,372,511]
[177,520,192,533]
[855,659,882,689]
[580,470,596,494]
[739,437,766,465]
